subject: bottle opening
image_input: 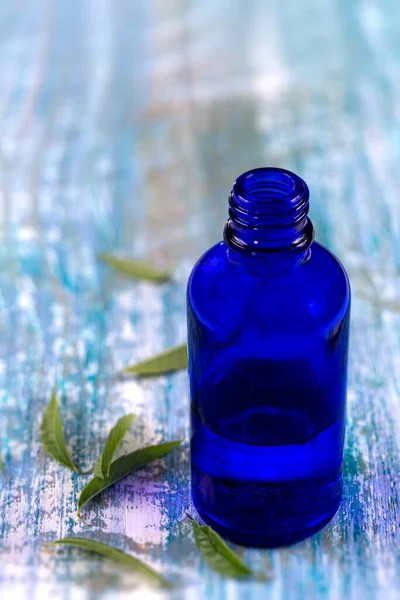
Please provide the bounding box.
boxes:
[232,168,308,215]
[224,167,314,255]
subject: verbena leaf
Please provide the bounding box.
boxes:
[40,388,81,473]
[94,414,135,479]
[98,253,171,283]
[44,537,171,588]
[78,441,182,517]
[187,515,268,581]
[122,344,188,377]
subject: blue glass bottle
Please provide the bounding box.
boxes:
[187,167,350,547]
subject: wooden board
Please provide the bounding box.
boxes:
[0,0,399,598]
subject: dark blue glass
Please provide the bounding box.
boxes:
[187,167,351,547]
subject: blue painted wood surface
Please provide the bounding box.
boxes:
[1,0,400,598]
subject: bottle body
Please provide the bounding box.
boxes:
[187,169,350,547]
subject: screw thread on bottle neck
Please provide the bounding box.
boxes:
[223,167,315,257]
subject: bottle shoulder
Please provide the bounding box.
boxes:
[187,241,350,335]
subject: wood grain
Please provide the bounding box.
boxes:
[0,0,400,598]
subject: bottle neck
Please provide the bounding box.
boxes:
[223,167,315,261]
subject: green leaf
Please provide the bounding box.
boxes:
[44,537,171,588]
[78,440,182,517]
[187,515,268,581]
[98,253,171,283]
[122,344,188,378]
[94,414,135,479]
[40,388,81,474]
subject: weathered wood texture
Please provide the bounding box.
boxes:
[0,0,399,598]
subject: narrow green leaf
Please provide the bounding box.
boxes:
[187,515,268,581]
[40,388,80,473]
[98,253,171,283]
[78,441,182,517]
[44,537,171,588]
[94,414,135,479]
[122,344,188,378]
[0,456,3,471]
